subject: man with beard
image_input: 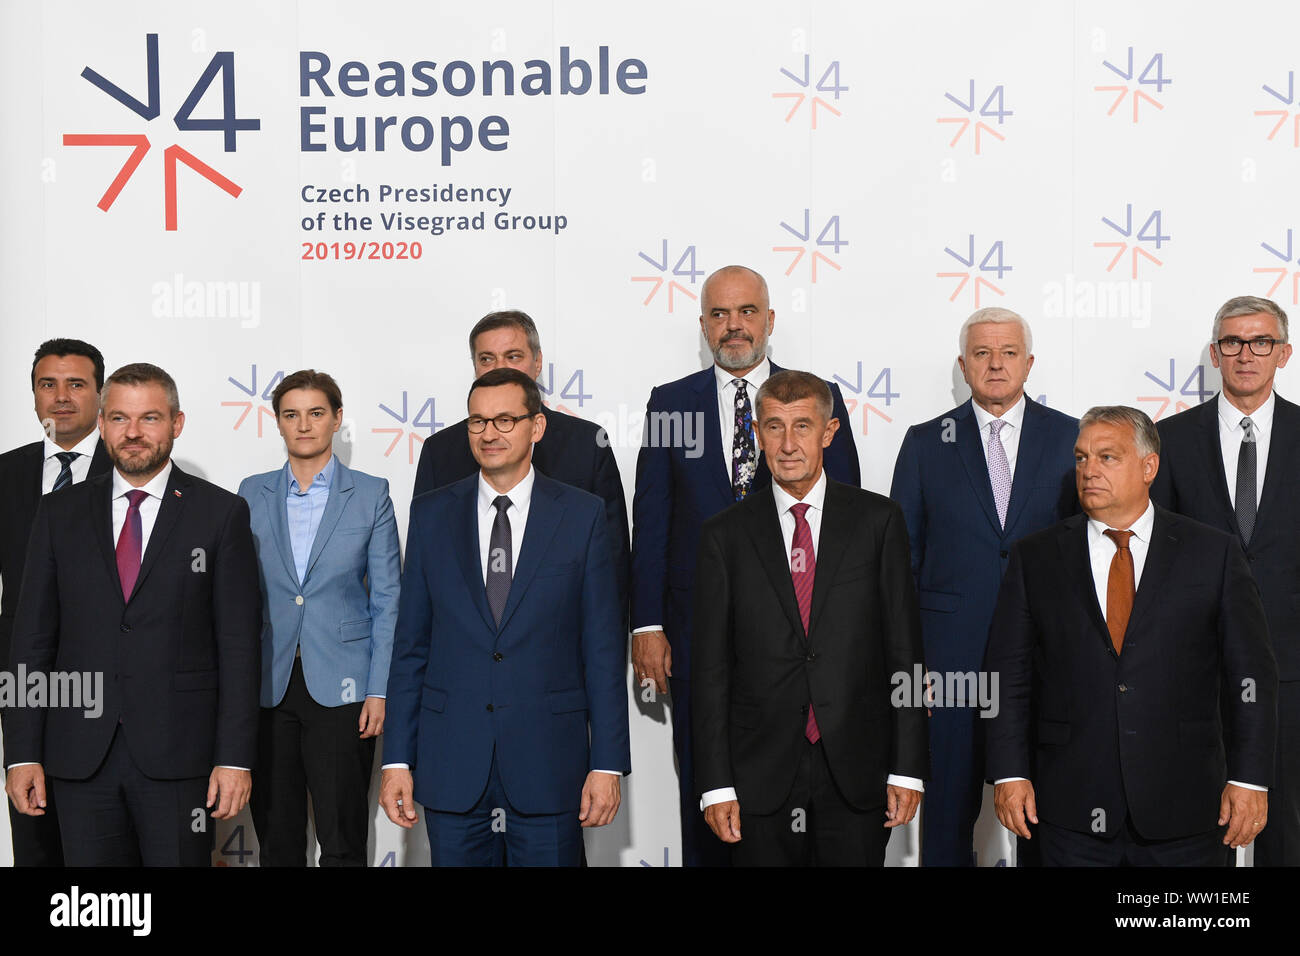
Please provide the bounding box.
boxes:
[4,363,260,866]
[631,264,860,865]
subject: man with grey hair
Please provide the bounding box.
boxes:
[890,306,1078,866]
[632,264,861,866]
[986,405,1276,865]
[1152,294,1299,866]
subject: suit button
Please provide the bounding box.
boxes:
[492,652,504,662]
[800,704,809,715]
[1118,683,1128,693]
[295,595,304,606]
[119,624,131,633]
[805,652,816,662]
[486,704,495,712]
[1000,550,1009,558]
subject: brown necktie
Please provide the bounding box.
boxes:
[1103,529,1135,654]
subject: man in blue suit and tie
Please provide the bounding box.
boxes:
[239,369,401,866]
[631,264,861,866]
[381,367,629,865]
[889,307,1077,866]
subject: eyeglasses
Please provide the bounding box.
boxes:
[1216,337,1283,356]
[467,413,533,434]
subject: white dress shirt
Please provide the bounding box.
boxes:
[970,393,1026,478]
[700,471,924,810]
[996,499,1262,790]
[1217,390,1273,509]
[41,428,100,493]
[111,461,173,552]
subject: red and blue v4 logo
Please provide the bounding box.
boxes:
[63,33,260,230]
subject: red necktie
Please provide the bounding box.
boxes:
[790,503,820,744]
[116,489,148,601]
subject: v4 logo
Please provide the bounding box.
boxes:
[63,33,261,229]
[1255,71,1300,148]
[1094,46,1169,123]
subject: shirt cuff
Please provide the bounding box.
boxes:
[700,786,737,810]
[1228,779,1267,792]
[382,763,410,770]
[592,769,620,776]
[218,766,250,772]
[5,762,39,770]
[887,774,924,792]
[994,777,1029,785]
[632,625,663,634]
[366,694,386,700]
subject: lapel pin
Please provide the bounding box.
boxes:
[173,489,182,498]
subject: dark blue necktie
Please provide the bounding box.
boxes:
[52,451,79,492]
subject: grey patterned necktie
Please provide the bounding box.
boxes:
[52,451,79,492]
[987,419,1011,529]
[486,495,513,626]
[732,379,756,501]
[1236,416,1257,545]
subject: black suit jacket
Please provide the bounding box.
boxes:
[0,438,111,666]
[692,478,929,815]
[984,506,1278,841]
[1152,393,1300,679]
[4,463,262,779]
[412,405,631,619]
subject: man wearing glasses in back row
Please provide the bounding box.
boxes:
[1152,295,1298,866]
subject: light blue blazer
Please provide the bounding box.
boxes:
[239,459,401,709]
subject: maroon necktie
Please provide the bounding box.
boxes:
[790,503,820,744]
[116,489,148,601]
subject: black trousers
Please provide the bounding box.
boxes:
[251,658,375,866]
[1253,680,1300,866]
[1038,816,1231,867]
[731,740,890,867]
[669,676,730,867]
[54,724,212,866]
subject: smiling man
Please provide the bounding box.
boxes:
[889,307,1078,866]
[382,367,629,866]
[1152,295,1300,866]
[5,363,260,866]
[985,406,1277,865]
[692,370,927,865]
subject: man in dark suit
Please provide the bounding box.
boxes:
[986,406,1277,865]
[889,307,1077,866]
[632,264,861,867]
[1151,294,1299,866]
[381,368,629,865]
[4,363,261,866]
[693,370,928,865]
[0,338,111,866]
[412,309,630,620]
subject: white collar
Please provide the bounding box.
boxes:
[111,459,174,501]
[43,427,100,462]
[1218,390,1275,435]
[970,393,1026,434]
[772,468,828,514]
[478,464,535,514]
[714,357,772,394]
[1087,498,1156,543]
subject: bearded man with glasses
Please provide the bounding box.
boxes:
[1152,294,1298,866]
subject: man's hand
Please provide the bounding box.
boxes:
[631,630,672,696]
[885,784,922,828]
[578,772,621,828]
[704,799,742,843]
[359,696,386,738]
[6,764,47,816]
[1219,784,1267,848]
[994,780,1038,839]
[380,767,418,829]
[207,767,251,820]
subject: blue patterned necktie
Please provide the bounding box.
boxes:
[731,379,756,501]
[52,451,79,492]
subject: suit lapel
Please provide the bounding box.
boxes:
[90,471,124,607]
[1196,397,1236,530]
[695,368,734,504]
[261,467,299,586]
[744,487,805,641]
[87,439,112,478]
[1256,392,1300,524]
[1002,399,1047,537]
[453,479,497,634]
[807,480,851,641]
[130,465,190,603]
[17,443,43,525]
[955,403,1002,534]
[496,475,563,633]
[302,460,354,583]
[1124,507,1179,641]
[1056,515,1109,649]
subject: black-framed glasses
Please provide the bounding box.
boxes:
[467,413,533,434]
[1216,337,1283,356]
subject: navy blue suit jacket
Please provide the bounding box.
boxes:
[630,362,860,681]
[889,397,1078,676]
[384,470,630,815]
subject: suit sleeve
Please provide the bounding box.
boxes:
[579,503,631,775]
[983,543,1037,782]
[630,386,671,631]
[690,518,733,796]
[824,383,861,487]
[3,498,60,766]
[383,502,434,769]
[879,504,929,780]
[212,495,262,770]
[1219,536,1278,787]
[591,428,632,627]
[889,426,926,580]
[1149,424,1176,511]
[364,480,402,699]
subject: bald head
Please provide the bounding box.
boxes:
[699,265,775,375]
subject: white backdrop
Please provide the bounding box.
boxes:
[2,0,1296,866]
